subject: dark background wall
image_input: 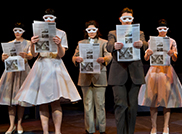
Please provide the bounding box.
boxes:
[0,1,182,121]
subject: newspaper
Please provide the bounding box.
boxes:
[1,42,23,56]
[116,24,140,61]
[149,36,170,66]
[32,21,57,53]
[79,43,100,74]
[1,42,25,72]
[5,56,25,72]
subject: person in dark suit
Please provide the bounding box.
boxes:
[106,7,148,134]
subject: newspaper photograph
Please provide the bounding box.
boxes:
[1,42,23,56]
[5,56,25,72]
[33,21,57,53]
[79,43,100,74]
[149,36,170,66]
[116,24,140,61]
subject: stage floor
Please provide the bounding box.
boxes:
[0,110,182,134]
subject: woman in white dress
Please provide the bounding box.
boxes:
[0,22,33,134]
[15,9,81,134]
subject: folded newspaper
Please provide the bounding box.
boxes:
[116,24,140,61]
[5,56,25,72]
[79,43,100,74]
[32,21,57,53]
[149,36,170,66]
[1,42,25,72]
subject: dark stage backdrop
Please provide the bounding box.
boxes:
[0,1,182,116]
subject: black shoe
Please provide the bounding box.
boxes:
[85,130,93,134]
[100,132,106,134]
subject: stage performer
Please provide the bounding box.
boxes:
[0,22,33,134]
[106,7,148,134]
[15,9,81,134]
[138,19,182,134]
[72,20,112,134]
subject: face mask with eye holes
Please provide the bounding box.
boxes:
[120,16,134,23]
[13,28,25,34]
[86,28,98,33]
[43,15,57,21]
[157,26,169,32]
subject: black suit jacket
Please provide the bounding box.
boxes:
[107,30,147,85]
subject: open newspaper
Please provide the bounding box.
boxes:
[149,36,170,66]
[33,21,57,53]
[79,43,100,74]
[116,24,140,61]
[1,42,25,72]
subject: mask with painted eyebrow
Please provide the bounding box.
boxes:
[13,28,25,34]
[157,27,169,32]
[86,28,98,33]
[120,16,134,22]
[43,15,57,21]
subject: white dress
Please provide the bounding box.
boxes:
[15,29,81,106]
[0,39,31,106]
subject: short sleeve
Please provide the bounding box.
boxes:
[56,29,68,49]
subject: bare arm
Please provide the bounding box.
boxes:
[31,36,39,57]
[144,49,153,61]
[53,36,66,58]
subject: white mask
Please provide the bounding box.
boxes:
[120,16,134,23]
[13,28,25,34]
[86,27,98,33]
[157,26,169,32]
[43,15,57,21]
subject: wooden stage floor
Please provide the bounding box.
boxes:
[0,109,182,134]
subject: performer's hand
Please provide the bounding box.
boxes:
[146,49,153,56]
[133,40,143,48]
[114,42,124,50]
[31,36,39,44]
[19,52,27,58]
[53,36,61,46]
[75,57,83,63]
[97,57,105,63]
[2,53,9,61]
[167,50,174,57]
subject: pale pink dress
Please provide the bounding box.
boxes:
[138,37,182,108]
[0,39,31,106]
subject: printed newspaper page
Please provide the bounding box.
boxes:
[33,21,57,53]
[5,56,25,72]
[1,42,25,72]
[149,36,170,66]
[1,42,23,56]
[79,43,100,74]
[116,24,140,61]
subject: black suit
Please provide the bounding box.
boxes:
[107,30,147,134]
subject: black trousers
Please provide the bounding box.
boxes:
[112,78,140,134]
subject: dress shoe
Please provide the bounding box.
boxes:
[162,127,169,134]
[5,126,16,134]
[85,130,93,134]
[17,130,23,134]
[150,128,157,134]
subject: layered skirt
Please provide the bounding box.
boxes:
[15,57,81,106]
[138,65,182,108]
[0,63,30,106]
